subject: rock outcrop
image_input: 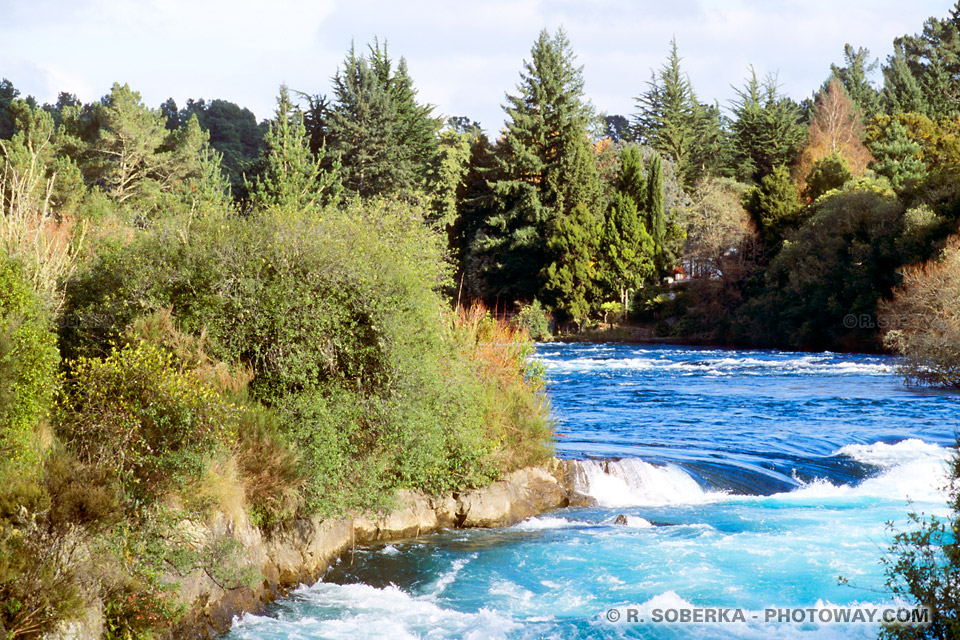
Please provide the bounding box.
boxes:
[156,458,575,640]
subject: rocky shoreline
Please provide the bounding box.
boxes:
[52,458,587,640]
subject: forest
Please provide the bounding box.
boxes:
[2,3,960,639]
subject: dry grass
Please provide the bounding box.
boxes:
[126,308,255,395]
[183,455,247,528]
[233,407,304,527]
[453,303,553,473]
[0,136,84,313]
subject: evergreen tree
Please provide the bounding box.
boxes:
[741,164,802,253]
[866,116,927,190]
[881,6,960,118]
[325,40,439,198]
[86,83,168,205]
[646,153,666,276]
[633,39,698,184]
[830,44,881,119]
[600,192,655,309]
[729,68,806,182]
[177,98,267,198]
[618,145,646,207]
[370,46,441,178]
[603,114,631,143]
[328,45,406,197]
[542,201,601,327]
[0,79,28,140]
[245,86,340,211]
[469,28,599,303]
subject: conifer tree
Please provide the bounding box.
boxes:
[633,39,697,182]
[866,117,926,190]
[881,6,960,118]
[646,153,666,276]
[325,40,439,198]
[245,85,340,210]
[830,44,881,119]
[469,28,600,303]
[77,83,229,217]
[542,201,600,327]
[729,68,806,182]
[600,193,655,309]
[618,145,646,208]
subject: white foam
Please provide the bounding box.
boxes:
[513,516,578,531]
[572,458,725,507]
[781,440,952,505]
[540,352,892,378]
[835,439,949,467]
[624,516,654,528]
[425,556,473,596]
[230,582,518,640]
[379,544,399,556]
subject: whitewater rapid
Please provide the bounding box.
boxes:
[223,345,960,640]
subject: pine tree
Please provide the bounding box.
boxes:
[830,44,880,119]
[646,153,666,276]
[866,116,926,190]
[730,68,806,182]
[245,85,340,211]
[633,39,698,184]
[79,83,229,217]
[542,201,601,327]
[600,193,655,309]
[881,7,960,118]
[469,28,600,303]
[325,40,439,198]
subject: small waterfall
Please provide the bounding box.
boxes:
[570,458,719,507]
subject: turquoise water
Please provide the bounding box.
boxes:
[224,344,960,639]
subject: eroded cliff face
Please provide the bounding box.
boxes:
[50,459,579,640]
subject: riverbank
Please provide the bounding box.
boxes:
[51,459,585,640]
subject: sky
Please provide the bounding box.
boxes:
[0,0,952,133]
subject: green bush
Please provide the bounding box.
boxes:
[0,253,60,474]
[61,200,552,516]
[803,152,853,202]
[515,299,551,340]
[741,181,909,350]
[57,342,237,498]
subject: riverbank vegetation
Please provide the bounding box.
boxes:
[3,4,960,638]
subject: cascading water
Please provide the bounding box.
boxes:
[223,344,959,640]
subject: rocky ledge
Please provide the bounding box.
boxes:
[54,458,582,640]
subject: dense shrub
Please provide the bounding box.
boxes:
[741,181,909,350]
[0,253,59,475]
[61,200,552,516]
[515,299,551,341]
[0,520,86,639]
[57,342,237,497]
[880,236,960,386]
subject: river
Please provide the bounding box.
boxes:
[223,343,959,639]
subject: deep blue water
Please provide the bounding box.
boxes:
[224,344,960,639]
